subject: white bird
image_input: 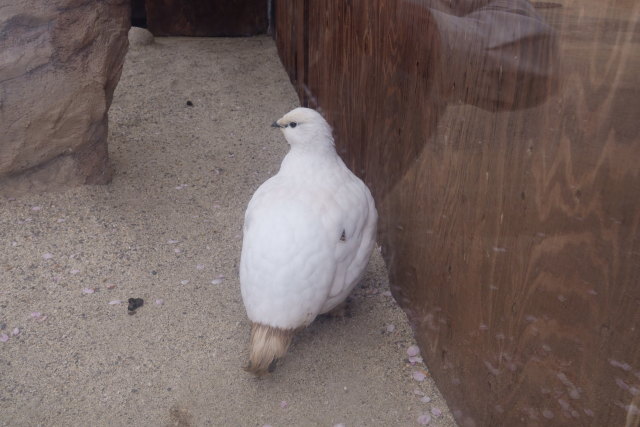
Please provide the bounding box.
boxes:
[240,107,378,375]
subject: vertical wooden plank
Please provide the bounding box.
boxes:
[272,0,295,78]
[273,0,307,102]
[275,0,640,425]
[306,0,443,201]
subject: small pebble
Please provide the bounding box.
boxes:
[431,408,442,417]
[0,334,8,343]
[109,300,122,305]
[155,299,164,306]
[386,324,396,332]
[128,298,144,313]
[279,401,288,409]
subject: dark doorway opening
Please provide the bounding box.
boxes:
[131,0,147,28]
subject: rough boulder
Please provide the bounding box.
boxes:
[0,0,130,196]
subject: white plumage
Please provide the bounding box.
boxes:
[239,107,377,375]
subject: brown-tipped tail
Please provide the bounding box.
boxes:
[244,322,294,376]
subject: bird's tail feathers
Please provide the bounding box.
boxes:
[244,322,294,376]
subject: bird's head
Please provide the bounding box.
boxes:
[271,107,334,149]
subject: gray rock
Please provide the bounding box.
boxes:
[0,0,130,196]
[129,27,155,46]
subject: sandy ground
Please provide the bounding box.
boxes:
[0,36,457,427]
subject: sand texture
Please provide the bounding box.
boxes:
[0,36,456,427]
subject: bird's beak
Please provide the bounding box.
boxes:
[271,121,284,128]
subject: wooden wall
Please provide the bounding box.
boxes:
[273,1,640,425]
[145,0,268,36]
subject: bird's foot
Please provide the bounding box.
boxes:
[323,298,353,319]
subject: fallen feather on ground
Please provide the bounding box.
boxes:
[42,253,54,260]
[409,356,423,365]
[155,299,164,305]
[417,413,432,425]
[279,401,288,409]
[82,288,95,294]
[412,371,427,382]
[109,300,122,305]
[407,345,420,357]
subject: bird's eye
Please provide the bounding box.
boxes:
[289,122,297,128]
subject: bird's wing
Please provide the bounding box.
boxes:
[240,179,338,328]
[327,177,378,299]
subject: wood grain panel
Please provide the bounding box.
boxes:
[146,0,268,36]
[275,0,640,425]
[273,0,309,104]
